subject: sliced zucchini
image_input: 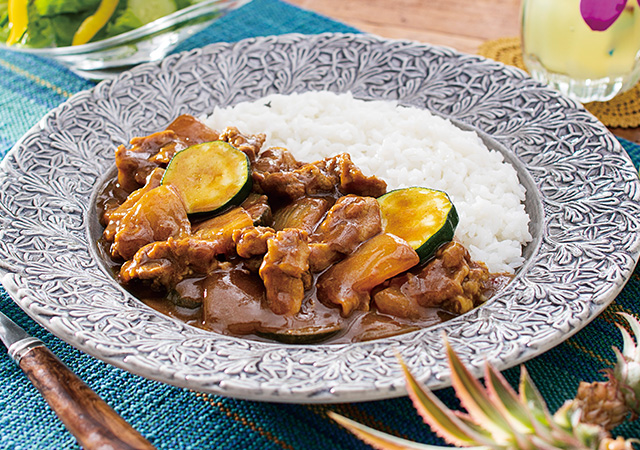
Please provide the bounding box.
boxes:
[167,277,206,309]
[162,141,252,216]
[377,187,458,262]
[167,289,203,309]
[256,324,342,344]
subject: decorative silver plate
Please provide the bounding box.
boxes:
[1,33,639,403]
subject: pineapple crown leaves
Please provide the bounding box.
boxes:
[551,401,612,447]
[328,411,490,450]
[330,329,640,450]
[612,312,640,416]
[435,340,604,449]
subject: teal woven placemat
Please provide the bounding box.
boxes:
[1,1,639,448]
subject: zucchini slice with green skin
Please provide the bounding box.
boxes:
[167,289,203,309]
[162,141,252,216]
[377,187,458,262]
[256,324,342,344]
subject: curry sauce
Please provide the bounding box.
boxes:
[96,114,511,344]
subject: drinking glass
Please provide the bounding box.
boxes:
[521,0,640,102]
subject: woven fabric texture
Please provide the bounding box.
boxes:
[1,1,640,448]
[477,36,640,128]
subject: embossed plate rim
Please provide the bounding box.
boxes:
[1,33,639,403]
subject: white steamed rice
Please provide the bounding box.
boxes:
[204,91,532,273]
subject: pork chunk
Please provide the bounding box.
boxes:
[103,168,165,241]
[252,148,335,200]
[111,185,191,260]
[253,151,386,202]
[115,130,179,192]
[309,195,383,272]
[166,114,220,146]
[258,229,310,315]
[219,126,266,162]
[256,162,336,201]
[373,242,491,316]
[147,115,221,166]
[321,153,387,198]
[252,147,303,175]
[233,226,276,258]
[119,237,227,289]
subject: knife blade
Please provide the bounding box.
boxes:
[0,309,43,360]
[0,310,156,450]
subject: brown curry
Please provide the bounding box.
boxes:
[97,114,510,344]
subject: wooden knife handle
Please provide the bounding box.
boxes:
[18,345,156,450]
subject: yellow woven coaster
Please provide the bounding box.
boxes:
[477,37,640,128]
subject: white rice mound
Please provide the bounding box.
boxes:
[204,91,532,273]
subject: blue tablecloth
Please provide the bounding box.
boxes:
[1,0,639,448]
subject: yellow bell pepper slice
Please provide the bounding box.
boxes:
[6,0,28,46]
[72,0,119,46]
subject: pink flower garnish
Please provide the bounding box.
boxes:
[580,0,628,31]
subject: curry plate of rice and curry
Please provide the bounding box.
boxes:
[0,34,638,402]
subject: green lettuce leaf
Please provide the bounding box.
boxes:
[103,8,143,38]
[34,0,101,17]
[4,0,187,47]
[103,0,178,39]
[24,3,90,47]
[174,0,194,9]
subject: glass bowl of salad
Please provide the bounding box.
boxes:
[0,0,251,79]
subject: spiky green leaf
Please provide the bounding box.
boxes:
[617,313,640,360]
[445,340,513,441]
[616,323,636,361]
[519,366,554,427]
[517,368,585,447]
[328,412,490,450]
[450,411,494,438]
[613,346,629,380]
[451,412,539,450]
[612,346,640,415]
[547,402,587,448]
[399,359,497,447]
[485,363,535,434]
